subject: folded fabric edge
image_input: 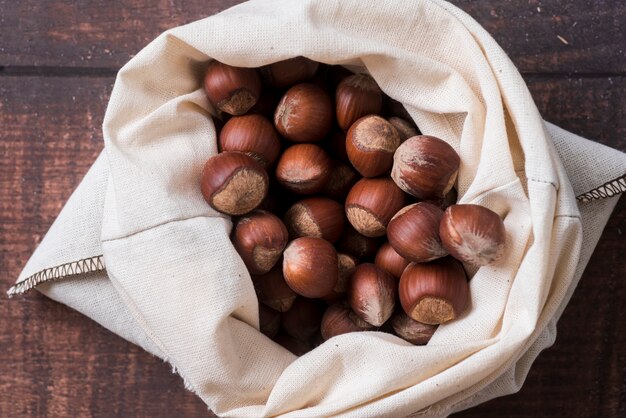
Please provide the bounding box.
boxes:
[576,174,626,203]
[7,255,105,297]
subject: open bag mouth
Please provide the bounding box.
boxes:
[9,0,626,417]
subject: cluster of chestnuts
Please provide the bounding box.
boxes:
[200,57,506,355]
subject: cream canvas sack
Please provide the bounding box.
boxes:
[10,0,626,416]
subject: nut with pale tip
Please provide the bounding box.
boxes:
[232,210,288,274]
[390,310,437,345]
[274,83,333,143]
[320,301,376,341]
[282,237,338,298]
[219,114,281,168]
[346,115,401,178]
[284,197,345,243]
[252,264,297,312]
[203,61,261,115]
[336,73,383,131]
[348,263,397,327]
[200,151,268,216]
[275,144,332,194]
[439,204,506,266]
[399,257,469,325]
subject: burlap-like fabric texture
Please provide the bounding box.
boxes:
[11,1,626,416]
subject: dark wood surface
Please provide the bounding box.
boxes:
[0,1,624,417]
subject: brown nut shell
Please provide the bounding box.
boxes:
[348,263,397,327]
[203,61,261,115]
[219,114,281,168]
[375,242,410,279]
[320,302,376,341]
[346,115,401,178]
[274,83,333,143]
[280,297,324,341]
[200,151,268,216]
[284,197,345,243]
[387,202,447,263]
[322,253,358,302]
[252,264,297,312]
[322,160,358,202]
[283,237,338,298]
[345,177,406,237]
[390,310,437,345]
[233,210,288,274]
[391,135,460,200]
[275,144,332,194]
[388,116,419,142]
[336,225,381,260]
[261,57,319,88]
[439,204,506,266]
[399,258,469,325]
[336,74,383,131]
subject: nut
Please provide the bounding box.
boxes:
[284,197,345,243]
[200,151,268,216]
[258,304,281,338]
[390,310,437,345]
[233,210,289,274]
[203,61,261,115]
[345,177,406,237]
[320,302,376,341]
[399,257,469,325]
[391,135,460,200]
[261,56,319,88]
[346,115,401,177]
[274,83,333,143]
[219,114,281,168]
[387,202,447,262]
[374,242,410,279]
[335,73,383,131]
[322,253,358,302]
[336,225,381,260]
[321,160,359,202]
[252,264,297,312]
[439,204,506,266]
[275,144,332,194]
[280,297,324,341]
[388,116,419,142]
[283,237,338,298]
[348,263,396,327]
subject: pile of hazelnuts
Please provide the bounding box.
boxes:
[200,57,506,355]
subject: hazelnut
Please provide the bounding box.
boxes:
[322,253,358,302]
[345,177,406,237]
[387,202,447,263]
[390,310,437,345]
[281,297,324,341]
[322,161,359,202]
[388,116,419,142]
[274,83,333,143]
[391,135,460,200]
[252,264,297,312]
[348,263,396,327]
[219,114,281,168]
[346,115,401,177]
[399,257,469,325]
[232,210,288,274]
[203,61,261,115]
[439,204,506,266]
[320,302,376,341]
[284,197,345,243]
[261,56,319,88]
[335,73,383,131]
[283,237,338,298]
[275,144,332,194]
[200,151,268,216]
[336,225,381,260]
[374,242,410,279]
[273,332,311,355]
[259,304,281,338]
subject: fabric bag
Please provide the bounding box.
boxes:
[10,0,626,416]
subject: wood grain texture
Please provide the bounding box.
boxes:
[0,1,624,74]
[1,1,625,417]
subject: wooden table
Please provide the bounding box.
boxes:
[1,1,624,416]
